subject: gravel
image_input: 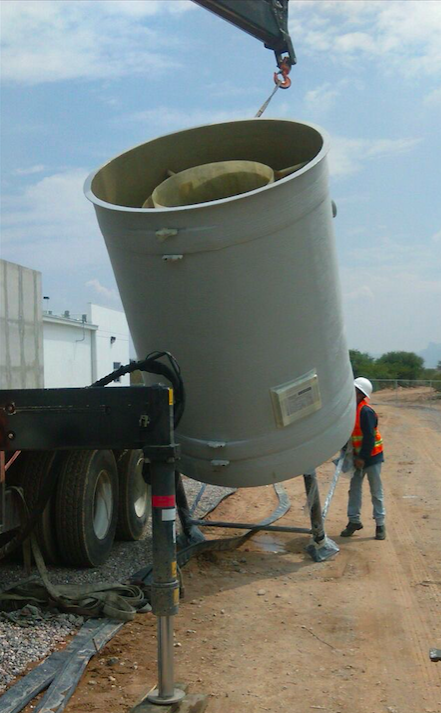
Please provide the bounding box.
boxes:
[0,478,234,693]
[0,607,83,692]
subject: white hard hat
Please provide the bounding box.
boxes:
[354,377,373,398]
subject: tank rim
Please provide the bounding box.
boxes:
[83,117,330,213]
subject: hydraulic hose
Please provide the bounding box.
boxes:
[89,351,185,427]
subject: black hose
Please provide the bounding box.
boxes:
[89,351,185,427]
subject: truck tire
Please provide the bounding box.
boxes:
[55,450,118,567]
[115,450,151,541]
[18,451,63,564]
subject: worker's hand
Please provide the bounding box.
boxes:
[354,457,365,470]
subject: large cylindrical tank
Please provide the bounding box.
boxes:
[85,119,355,488]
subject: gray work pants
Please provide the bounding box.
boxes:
[347,463,385,526]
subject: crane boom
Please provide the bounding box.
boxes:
[192,0,296,68]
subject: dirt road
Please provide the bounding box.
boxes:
[37,389,441,712]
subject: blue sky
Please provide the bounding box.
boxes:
[1,0,440,359]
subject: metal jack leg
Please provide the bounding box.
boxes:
[175,471,205,548]
[147,461,185,706]
[303,470,339,562]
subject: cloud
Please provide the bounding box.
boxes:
[340,229,441,351]
[304,82,340,113]
[344,285,375,302]
[86,278,119,302]
[0,168,109,272]
[97,1,193,18]
[13,164,47,176]
[341,262,441,353]
[343,231,441,274]
[122,105,259,132]
[424,86,441,107]
[206,81,260,100]
[290,1,441,78]
[121,91,294,133]
[329,135,421,177]
[1,0,194,85]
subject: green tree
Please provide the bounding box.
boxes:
[349,350,375,378]
[376,351,424,380]
[369,362,394,380]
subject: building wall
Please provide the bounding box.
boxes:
[43,306,130,388]
[88,304,130,386]
[43,318,96,388]
[0,259,44,389]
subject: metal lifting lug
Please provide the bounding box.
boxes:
[156,228,178,242]
[208,441,226,449]
[162,254,183,262]
[211,459,230,469]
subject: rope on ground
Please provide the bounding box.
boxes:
[0,535,150,622]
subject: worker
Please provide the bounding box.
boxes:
[340,377,386,540]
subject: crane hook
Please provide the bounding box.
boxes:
[273,57,291,89]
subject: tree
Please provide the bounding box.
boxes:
[349,350,375,378]
[376,351,424,381]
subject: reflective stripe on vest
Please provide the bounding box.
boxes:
[351,399,383,457]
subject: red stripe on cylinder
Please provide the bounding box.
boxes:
[152,495,176,508]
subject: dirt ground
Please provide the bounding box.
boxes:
[29,389,441,712]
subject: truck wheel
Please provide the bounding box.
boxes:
[18,451,63,564]
[115,450,151,541]
[55,450,118,567]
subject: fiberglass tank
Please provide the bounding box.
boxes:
[85,118,355,488]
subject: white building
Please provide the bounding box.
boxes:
[1,259,131,389]
[0,259,44,389]
[43,304,130,388]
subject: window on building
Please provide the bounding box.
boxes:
[113,362,121,382]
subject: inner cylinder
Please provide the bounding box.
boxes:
[152,160,275,208]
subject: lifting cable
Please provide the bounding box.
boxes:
[255,56,292,118]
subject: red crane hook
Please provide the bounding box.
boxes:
[273,57,291,89]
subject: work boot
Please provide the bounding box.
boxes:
[340,522,363,537]
[375,525,386,540]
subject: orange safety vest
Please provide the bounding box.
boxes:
[351,399,383,457]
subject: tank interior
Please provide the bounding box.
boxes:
[90,119,324,209]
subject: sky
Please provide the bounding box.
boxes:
[1,0,440,360]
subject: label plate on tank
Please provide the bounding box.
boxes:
[270,370,321,428]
